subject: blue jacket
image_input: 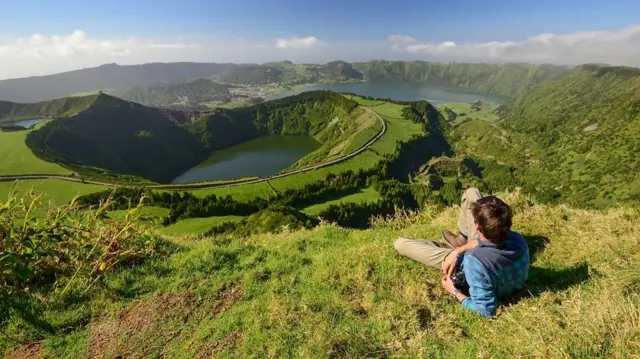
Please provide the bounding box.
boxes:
[460,231,530,317]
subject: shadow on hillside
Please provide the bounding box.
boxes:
[523,234,549,264]
[500,234,590,306]
[502,262,591,307]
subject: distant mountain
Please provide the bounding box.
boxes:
[0,60,572,103]
[0,62,237,103]
[352,61,571,97]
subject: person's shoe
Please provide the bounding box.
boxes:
[442,230,467,248]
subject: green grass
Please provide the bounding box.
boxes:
[108,206,169,222]
[0,125,71,175]
[301,186,381,215]
[0,179,106,206]
[5,192,638,357]
[158,215,244,235]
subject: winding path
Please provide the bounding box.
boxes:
[0,107,387,190]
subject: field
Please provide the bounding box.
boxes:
[0,179,106,206]
[301,186,381,215]
[159,215,245,236]
[0,125,71,175]
[108,206,170,222]
[4,192,638,357]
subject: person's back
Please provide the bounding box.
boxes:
[462,231,529,316]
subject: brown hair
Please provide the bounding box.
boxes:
[472,196,512,245]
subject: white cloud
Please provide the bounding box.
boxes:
[275,36,324,50]
[387,35,416,51]
[396,25,640,66]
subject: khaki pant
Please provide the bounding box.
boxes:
[394,187,483,270]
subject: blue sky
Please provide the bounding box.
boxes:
[1,0,640,78]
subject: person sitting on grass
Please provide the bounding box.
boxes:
[394,188,529,317]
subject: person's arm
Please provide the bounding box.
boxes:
[442,238,478,277]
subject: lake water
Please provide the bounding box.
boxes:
[265,81,509,105]
[171,135,320,184]
[0,118,45,128]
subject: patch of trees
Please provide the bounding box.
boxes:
[208,204,318,236]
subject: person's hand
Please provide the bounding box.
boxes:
[442,249,460,277]
[441,275,455,295]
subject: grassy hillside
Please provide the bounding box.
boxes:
[2,191,638,358]
[353,61,571,97]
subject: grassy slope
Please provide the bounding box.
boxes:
[0,124,71,175]
[0,179,106,206]
[6,192,639,358]
[301,186,381,216]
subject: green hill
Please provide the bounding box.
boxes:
[24,94,207,183]
[1,191,638,358]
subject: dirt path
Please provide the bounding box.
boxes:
[0,107,387,190]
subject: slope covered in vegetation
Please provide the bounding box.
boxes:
[450,65,640,208]
[1,191,638,358]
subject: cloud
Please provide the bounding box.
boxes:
[395,25,640,66]
[387,35,416,51]
[275,36,324,50]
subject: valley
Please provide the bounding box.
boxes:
[2,60,640,357]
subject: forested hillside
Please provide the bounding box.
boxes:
[187,91,360,150]
[450,65,640,208]
[353,61,571,97]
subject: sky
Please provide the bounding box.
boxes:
[1,0,640,79]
